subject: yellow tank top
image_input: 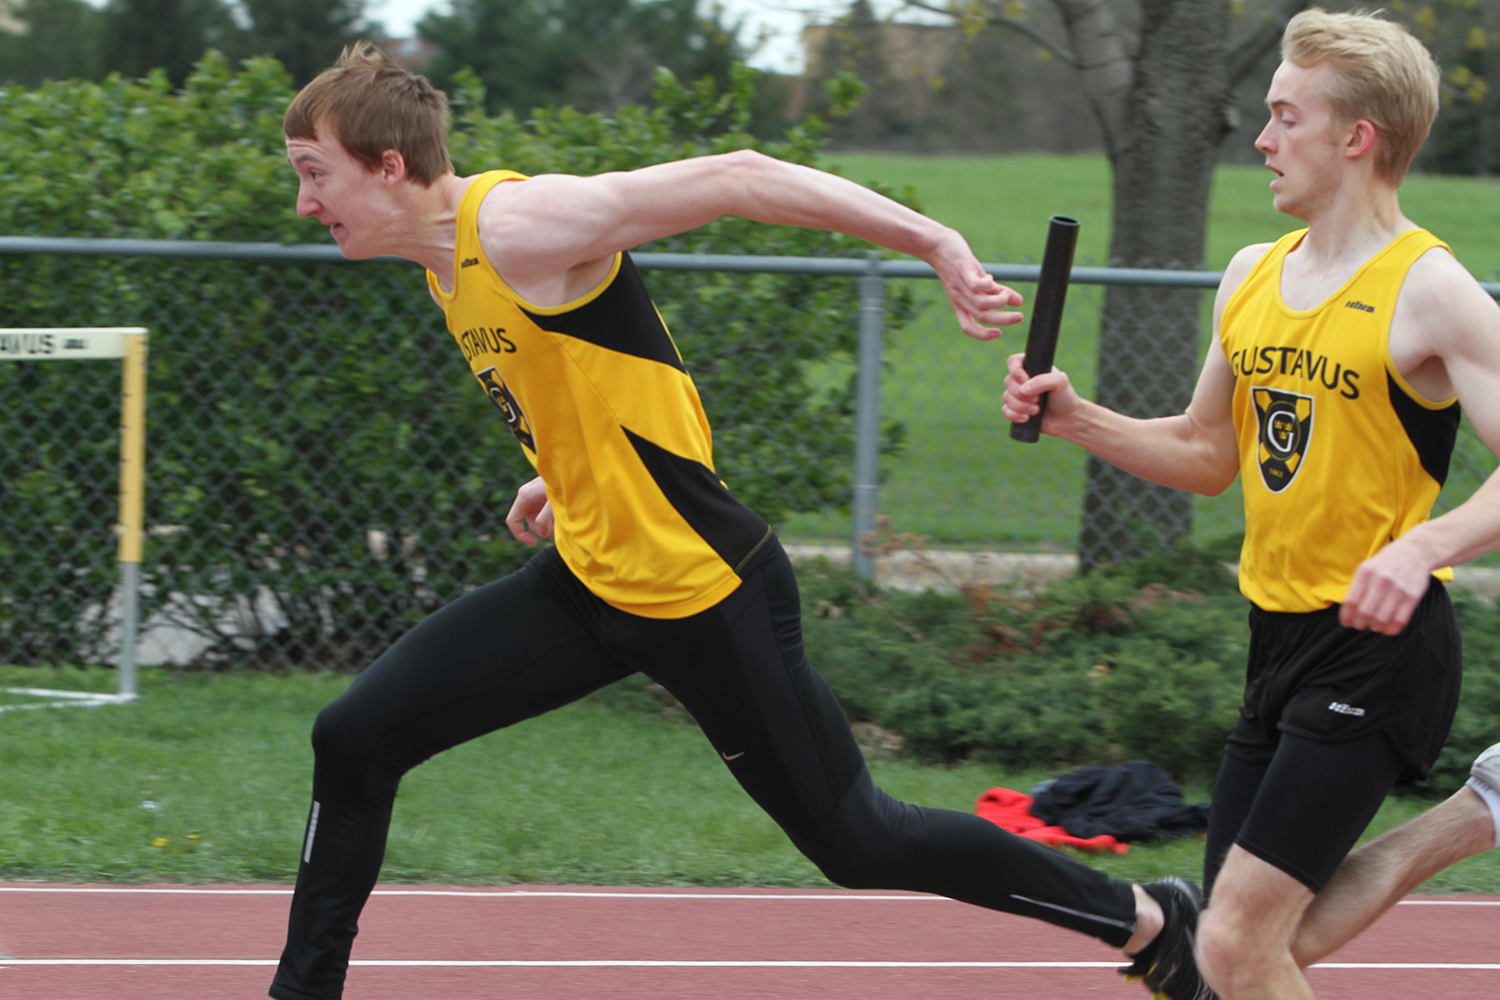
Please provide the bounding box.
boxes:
[427,171,770,619]
[1220,227,1460,613]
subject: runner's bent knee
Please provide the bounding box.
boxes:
[309,695,403,796]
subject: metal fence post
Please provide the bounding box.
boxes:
[851,252,885,581]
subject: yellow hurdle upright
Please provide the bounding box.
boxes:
[0,327,149,700]
[117,331,148,698]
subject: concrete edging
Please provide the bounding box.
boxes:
[784,544,1500,599]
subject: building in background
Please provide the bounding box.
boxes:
[797,2,1101,154]
[0,0,23,35]
[378,35,433,72]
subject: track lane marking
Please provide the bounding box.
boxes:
[0,888,942,900]
[1,887,1494,904]
[2,959,1499,970]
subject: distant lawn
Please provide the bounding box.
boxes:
[776,154,1500,547]
[823,152,1500,274]
[1,666,1496,894]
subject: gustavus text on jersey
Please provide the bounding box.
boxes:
[1228,345,1361,400]
[457,326,518,361]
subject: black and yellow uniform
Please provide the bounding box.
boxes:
[429,170,768,618]
[1221,227,1460,612]
[1203,228,1464,897]
[270,172,1141,1000]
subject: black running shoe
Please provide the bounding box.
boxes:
[1117,876,1218,1000]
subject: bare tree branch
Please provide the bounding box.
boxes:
[897,0,1076,65]
[1226,0,1310,85]
[988,13,1080,66]
[901,0,1080,66]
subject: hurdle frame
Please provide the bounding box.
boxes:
[0,326,148,704]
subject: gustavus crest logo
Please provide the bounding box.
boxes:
[1252,386,1313,493]
[475,366,535,451]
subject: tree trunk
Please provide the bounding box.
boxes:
[1058,0,1234,565]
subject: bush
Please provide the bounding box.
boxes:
[800,548,1500,793]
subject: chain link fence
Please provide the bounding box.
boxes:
[3,239,1497,672]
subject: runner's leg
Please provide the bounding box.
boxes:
[1197,731,1402,999]
[1204,750,1268,898]
[270,551,631,1000]
[1291,784,1493,965]
[612,541,1140,945]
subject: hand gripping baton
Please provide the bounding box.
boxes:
[1009,215,1081,443]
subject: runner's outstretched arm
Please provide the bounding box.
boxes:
[476,150,1023,341]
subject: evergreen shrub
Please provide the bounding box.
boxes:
[799,548,1500,793]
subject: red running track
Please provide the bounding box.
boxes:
[1,883,1496,999]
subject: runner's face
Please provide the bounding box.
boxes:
[1255,61,1355,219]
[286,123,395,258]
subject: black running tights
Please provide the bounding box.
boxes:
[268,541,1137,999]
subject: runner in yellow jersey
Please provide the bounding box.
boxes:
[268,43,1211,1000]
[1004,10,1500,999]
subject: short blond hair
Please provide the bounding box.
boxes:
[285,43,452,186]
[1282,8,1439,182]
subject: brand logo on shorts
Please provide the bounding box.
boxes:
[461,257,480,269]
[1328,702,1366,717]
[475,366,535,451]
[1252,386,1314,494]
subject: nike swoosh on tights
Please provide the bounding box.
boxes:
[721,751,746,761]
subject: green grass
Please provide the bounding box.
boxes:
[826,153,1500,273]
[777,154,1500,546]
[2,666,1497,893]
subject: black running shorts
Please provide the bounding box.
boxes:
[1231,578,1461,780]
[1203,578,1462,895]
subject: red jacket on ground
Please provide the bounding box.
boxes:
[975,787,1128,855]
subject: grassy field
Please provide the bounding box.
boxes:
[776,155,1500,547]
[2,666,1497,894]
[824,153,1500,274]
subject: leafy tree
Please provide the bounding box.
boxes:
[0,0,103,86]
[5,0,371,89]
[237,0,372,85]
[418,0,574,115]
[814,0,906,146]
[418,0,750,116]
[1386,0,1500,177]
[804,2,1048,153]
[98,0,241,87]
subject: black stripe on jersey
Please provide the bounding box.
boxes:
[520,254,685,372]
[622,427,770,573]
[1388,372,1461,487]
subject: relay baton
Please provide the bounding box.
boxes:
[1009,215,1081,443]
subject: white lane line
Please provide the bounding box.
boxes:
[0,960,1112,968]
[4,887,1496,904]
[1,959,1498,970]
[1311,963,1500,970]
[0,888,941,900]
[0,888,293,895]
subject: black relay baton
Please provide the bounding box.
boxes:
[1009,215,1081,443]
